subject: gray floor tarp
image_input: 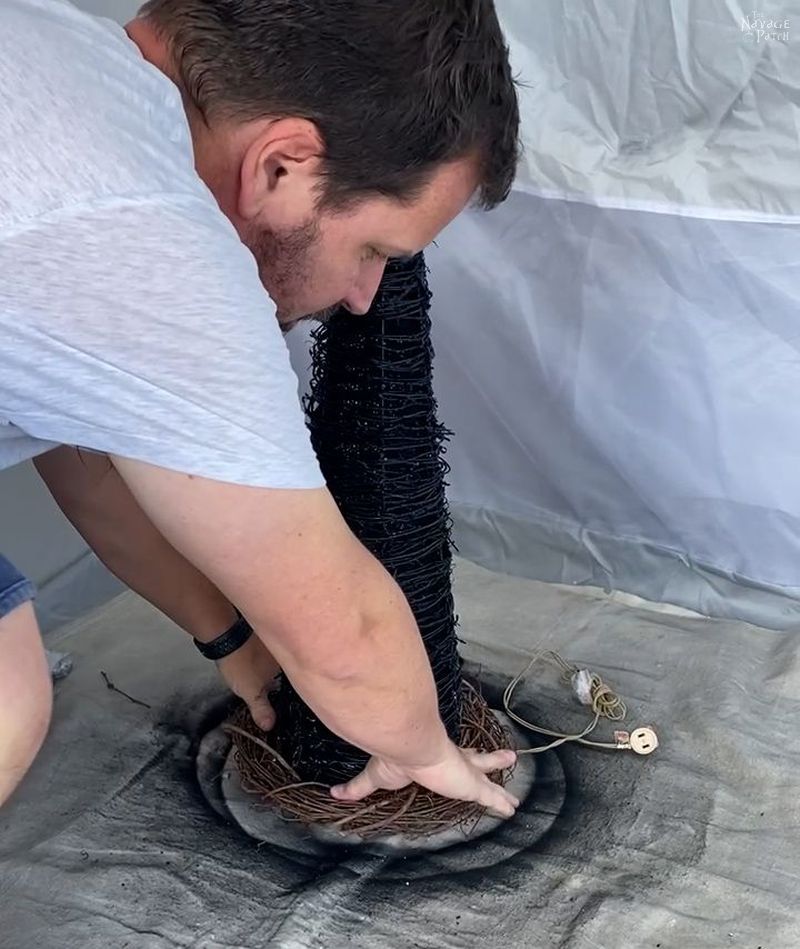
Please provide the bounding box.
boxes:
[1,560,798,948]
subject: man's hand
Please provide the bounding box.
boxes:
[330,742,519,818]
[216,636,280,732]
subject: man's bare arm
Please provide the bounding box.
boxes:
[110,456,517,815]
[111,457,449,764]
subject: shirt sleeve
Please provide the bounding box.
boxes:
[0,194,325,489]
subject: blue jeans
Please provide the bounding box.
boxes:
[0,554,35,619]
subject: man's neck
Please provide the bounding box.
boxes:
[124,17,172,77]
[122,18,248,229]
[124,18,218,188]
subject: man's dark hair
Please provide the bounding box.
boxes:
[139,0,520,210]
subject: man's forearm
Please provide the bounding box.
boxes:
[251,555,452,769]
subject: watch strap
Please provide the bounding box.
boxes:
[193,613,253,661]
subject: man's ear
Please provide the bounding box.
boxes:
[238,117,324,225]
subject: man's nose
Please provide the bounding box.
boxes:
[342,262,387,315]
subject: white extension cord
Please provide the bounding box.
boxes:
[503,650,659,756]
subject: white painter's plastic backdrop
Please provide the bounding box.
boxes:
[3,0,800,630]
[425,0,800,628]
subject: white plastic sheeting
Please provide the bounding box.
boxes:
[3,0,800,631]
[426,0,800,628]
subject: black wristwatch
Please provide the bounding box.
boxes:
[193,613,253,661]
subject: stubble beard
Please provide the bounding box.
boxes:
[245,218,336,326]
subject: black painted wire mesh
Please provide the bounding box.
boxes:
[269,253,464,784]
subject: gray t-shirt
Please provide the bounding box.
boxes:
[0,0,324,490]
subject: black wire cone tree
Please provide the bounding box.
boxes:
[269,253,465,786]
